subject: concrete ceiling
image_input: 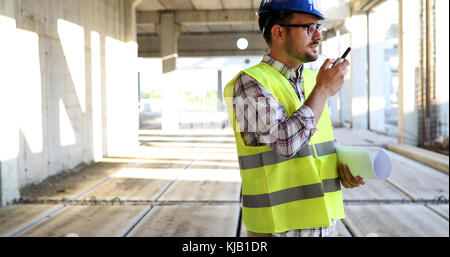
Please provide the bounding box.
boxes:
[137,0,261,11]
[136,0,261,34]
[135,0,350,57]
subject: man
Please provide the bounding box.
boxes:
[223,0,366,237]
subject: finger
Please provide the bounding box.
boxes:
[346,165,361,187]
[338,164,352,189]
[356,176,366,185]
[342,64,349,74]
[320,58,334,71]
[340,181,350,189]
[342,59,350,67]
[338,59,349,66]
[340,177,352,189]
[335,59,350,71]
[338,163,348,185]
[337,163,343,178]
[343,165,360,187]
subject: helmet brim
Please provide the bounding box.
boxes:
[257,8,325,20]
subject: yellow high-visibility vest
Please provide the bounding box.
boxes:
[224,62,345,233]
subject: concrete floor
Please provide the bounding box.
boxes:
[0,127,448,237]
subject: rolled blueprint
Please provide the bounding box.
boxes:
[336,146,392,180]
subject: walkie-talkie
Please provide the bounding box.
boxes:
[332,47,351,67]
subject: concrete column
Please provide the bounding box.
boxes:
[159,12,180,74]
[346,14,369,129]
[321,30,351,125]
[339,32,352,125]
[158,12,181,131]
[321,32,341,123]
[398,0,420,145]
[217,70,223,112]
[434,0,449,140]
[124,0,143,43]
[367,8,388,134]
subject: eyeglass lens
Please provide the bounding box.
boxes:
[308,24,322,36]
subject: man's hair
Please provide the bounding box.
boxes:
[258,10,294,46]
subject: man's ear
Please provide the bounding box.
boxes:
[271,25,286,44]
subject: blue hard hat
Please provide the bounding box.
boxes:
[257,0,326,20]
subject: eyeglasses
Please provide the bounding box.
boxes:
[279,23,324,37]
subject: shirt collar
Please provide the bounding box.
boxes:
[262,54,303,82]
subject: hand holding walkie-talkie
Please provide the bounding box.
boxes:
[332,47,351,67]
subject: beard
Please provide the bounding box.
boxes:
[285,33,319,63]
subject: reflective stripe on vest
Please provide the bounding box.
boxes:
[238,141,336,170]
[242,178,341,208]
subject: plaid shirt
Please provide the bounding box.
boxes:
[233,54,336,237]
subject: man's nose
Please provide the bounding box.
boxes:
[312,29,322,41]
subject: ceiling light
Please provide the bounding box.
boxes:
[236,37,248,50]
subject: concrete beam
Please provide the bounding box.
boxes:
[137,9,258,25]
[351,0,384,13]
[175,9,257,24]
[136,10,159,25]
[138,31,267,57]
